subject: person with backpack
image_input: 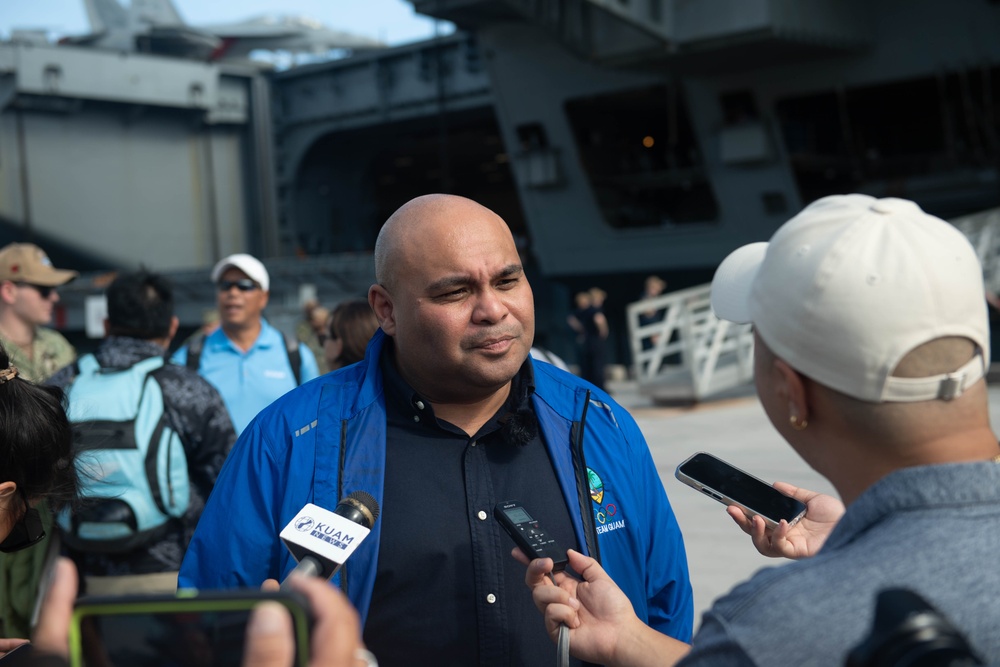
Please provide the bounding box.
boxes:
[48,270,236,596]
[172,254,320,435]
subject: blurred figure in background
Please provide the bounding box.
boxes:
[567,287,609,390]
[323,299,378,371]
[0,244,77,383]
[298,299,331,374]
[172,254,319,435]
[638,275,668,351]
[49,270,236,596]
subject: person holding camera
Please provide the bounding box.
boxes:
[20,557,375,666]
[521,194,1000,665]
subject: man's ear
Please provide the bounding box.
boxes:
[773,358,810,426]
[0,281,18,306]
[368,285,395,336]
[0,481,17,499]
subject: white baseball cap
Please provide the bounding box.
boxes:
[211,253,270,292]
[710,194,990,403]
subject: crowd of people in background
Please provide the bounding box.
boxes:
[1,192,995,667]
[0,201,692,666]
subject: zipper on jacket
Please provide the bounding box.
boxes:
[337,418,349,595]
[572,390,601,563]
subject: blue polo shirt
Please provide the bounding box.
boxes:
[172,320,319,434]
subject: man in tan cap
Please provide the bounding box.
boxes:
[0,243,78,382]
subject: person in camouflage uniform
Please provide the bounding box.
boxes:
[0,243,76,382]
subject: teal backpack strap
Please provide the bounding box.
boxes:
[75,353,100,376]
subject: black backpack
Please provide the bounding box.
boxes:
[185,330,303,385]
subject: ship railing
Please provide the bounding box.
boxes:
[950,207,1000,298]
[626,283,753,401]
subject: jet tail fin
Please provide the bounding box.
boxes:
[130,0,186,27]
[83,0,128,32]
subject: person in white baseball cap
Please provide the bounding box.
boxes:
[172,253,319,434]
[517,194,1000,667]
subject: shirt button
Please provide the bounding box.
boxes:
[470,439,477,447]
[412,415,420,422]
[415,400,425,410]
[486,593,496,604]
[477,510,487,521]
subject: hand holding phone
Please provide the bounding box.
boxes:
[675,452,807,530]
[70,589,312,667]
[730,480,845,560]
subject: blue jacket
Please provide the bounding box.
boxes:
[179,329,694,641]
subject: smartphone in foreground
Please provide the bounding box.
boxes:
[69,589,311,667]
[675,452,807,529]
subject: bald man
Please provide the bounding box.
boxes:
[179,195,693,667]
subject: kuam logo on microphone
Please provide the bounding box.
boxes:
[301,518,357,550]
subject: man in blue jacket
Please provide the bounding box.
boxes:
[179,194,693,666]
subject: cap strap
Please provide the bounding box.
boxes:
[881,351,986,402]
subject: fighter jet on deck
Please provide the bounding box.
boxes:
[59,0,386,61]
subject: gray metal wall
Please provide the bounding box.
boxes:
[0,44,266,272]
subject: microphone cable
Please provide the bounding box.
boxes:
[547,572,570,667]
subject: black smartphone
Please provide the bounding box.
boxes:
[0,643,34,665]
[494,500,569,571]
[675,452,807,529]
[69,589,311,667]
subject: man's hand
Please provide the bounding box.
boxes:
[516,547,636,664]
[515,548,689,667]
[0,639,29,657]
[727,482,845,559]
[29,557,78,660]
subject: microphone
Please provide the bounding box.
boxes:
[280,491,380,586]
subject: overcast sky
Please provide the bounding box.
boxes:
[0,0,453,46]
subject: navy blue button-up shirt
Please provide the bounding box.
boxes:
[363,347,582,667]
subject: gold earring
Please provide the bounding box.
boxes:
[789,415,808,431]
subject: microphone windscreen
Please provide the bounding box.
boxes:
[336,491,380,529]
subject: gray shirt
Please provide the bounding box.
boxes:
[680,461,1000,666]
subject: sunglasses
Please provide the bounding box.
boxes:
[217,279,259,292]
[17,283,55,299]
[0,504,45,553]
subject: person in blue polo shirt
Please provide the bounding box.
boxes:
[172,254,319,434]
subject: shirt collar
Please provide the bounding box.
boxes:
[822,461,1000,553]
[95,336,167,370]
[212,318,278,350]
[380,340,536,438]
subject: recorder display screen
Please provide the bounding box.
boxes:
[503,507,533,524]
